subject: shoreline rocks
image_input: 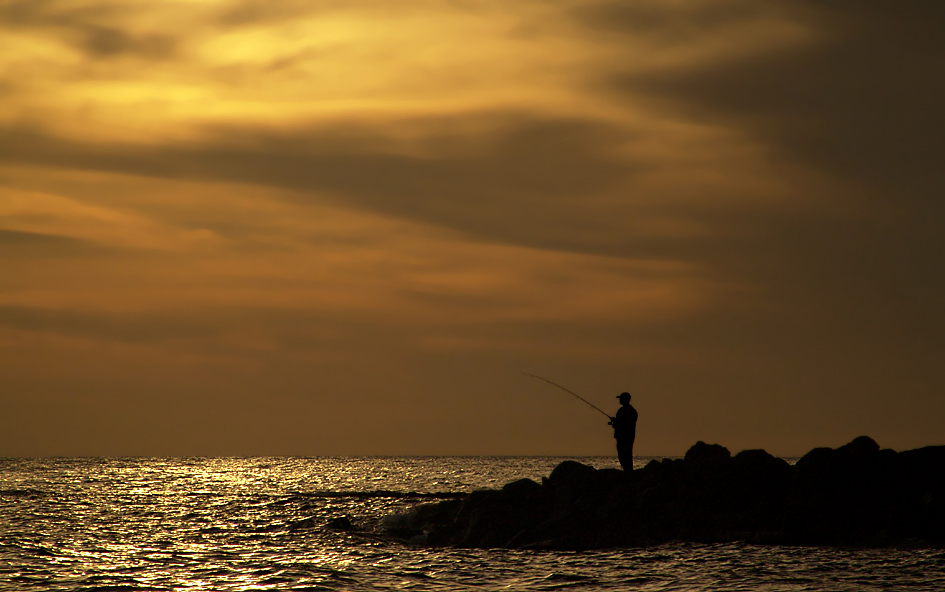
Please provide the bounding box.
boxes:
[383,436,945,549]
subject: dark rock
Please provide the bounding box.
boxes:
[795,446,835,479]
[326,516,354,531]
[289,516,319,530]
[684,441,731,468]
[383,437,945,549]
[731,449,792,495]
[788,435,899,545]
[546,460,598,485]
[502,478,542,497]
[638,459,662,479]
[837,435,880,459]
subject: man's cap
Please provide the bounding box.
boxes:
[617,392,631,399]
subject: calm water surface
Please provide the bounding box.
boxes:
[1,457,943,591]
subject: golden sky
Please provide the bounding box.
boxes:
[1,0,943,456]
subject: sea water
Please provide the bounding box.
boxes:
[1,457,943,591]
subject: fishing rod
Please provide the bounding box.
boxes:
[522,373,612,420]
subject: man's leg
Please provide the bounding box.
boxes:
[617,440,633,471]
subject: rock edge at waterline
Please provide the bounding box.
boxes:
[383,437,945,549]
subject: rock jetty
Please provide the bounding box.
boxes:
[383,437,945,549]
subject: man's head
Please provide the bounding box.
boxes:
[617,392,631,404]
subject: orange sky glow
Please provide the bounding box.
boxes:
[1,0,943,456]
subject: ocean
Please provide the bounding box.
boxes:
[1,456,943,591]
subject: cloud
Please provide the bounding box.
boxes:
[216,0,337,27]
[573,0,945,347]
[0,0,179,59]
[3,1,939,345]
[79,24,176,59]
[0,228,107,258]
[0,116,644,255]
[0,304,217,344]
[0,227,80,246]
[573,0,790,40]
[609,1,945,208]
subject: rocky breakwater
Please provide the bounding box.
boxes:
[383,437,945,549]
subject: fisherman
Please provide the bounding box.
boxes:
[609,392,638,472]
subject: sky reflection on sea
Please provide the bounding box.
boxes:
[1,457,943,591]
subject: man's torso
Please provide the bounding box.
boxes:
[613,405,638,440]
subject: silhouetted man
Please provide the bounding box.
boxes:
[610,392,638,472]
